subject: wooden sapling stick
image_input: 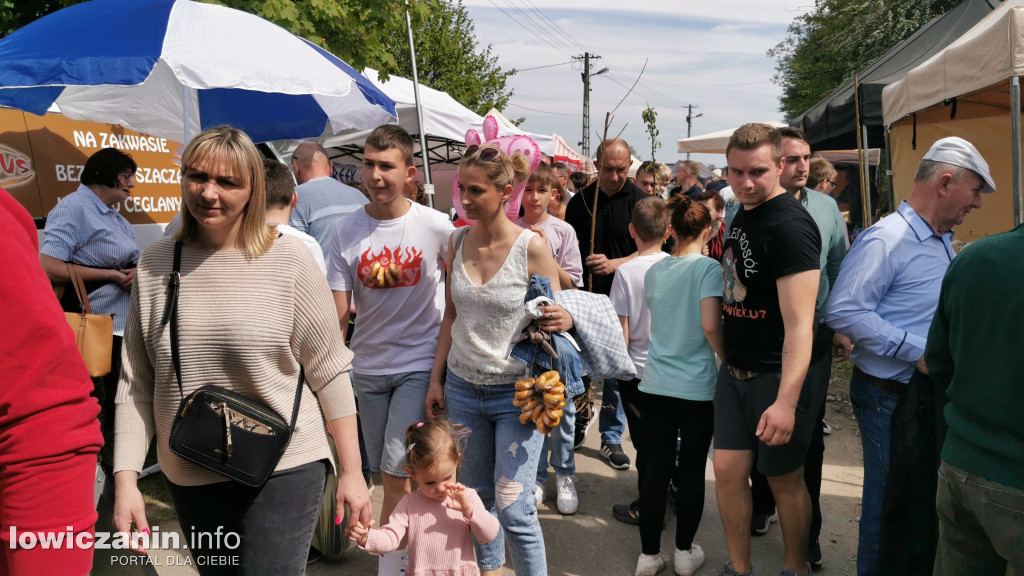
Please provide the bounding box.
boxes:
[587,112,612,292]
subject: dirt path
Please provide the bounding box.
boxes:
[95,365,864,575]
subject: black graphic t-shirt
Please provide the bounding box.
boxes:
[722,192,820,372]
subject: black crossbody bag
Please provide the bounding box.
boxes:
[163,241,303,488]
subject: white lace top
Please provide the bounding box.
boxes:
[447,227,533,385]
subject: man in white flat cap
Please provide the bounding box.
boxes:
[825,136,995,576]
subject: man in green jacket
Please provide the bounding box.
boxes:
[925,224,1024,574]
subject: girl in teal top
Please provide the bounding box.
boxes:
[634,196,724,576]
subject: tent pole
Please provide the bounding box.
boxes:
[883,126,895,214]
[406,7,434,208]
[182,85,192,144]
[1013,77,1022,227]
[853,75,871,227]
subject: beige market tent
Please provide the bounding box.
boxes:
[882,0,1024,241]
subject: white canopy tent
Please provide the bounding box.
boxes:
[676,122,788,155]
[882,0,1024,239]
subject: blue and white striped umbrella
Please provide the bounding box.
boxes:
[0,0,397,144]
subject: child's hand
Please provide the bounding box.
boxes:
[529,225,548,242]
[347,519,373,547]
[443,483,474,519]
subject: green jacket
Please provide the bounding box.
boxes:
[925,225,1024,490]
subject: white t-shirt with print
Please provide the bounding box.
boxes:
[327,200,455,375]
[609,252,668,379]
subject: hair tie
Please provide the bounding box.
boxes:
[416,422,424,428]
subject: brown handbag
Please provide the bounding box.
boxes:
[58,263,114,378]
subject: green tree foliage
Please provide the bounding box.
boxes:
[215,0,433,72]
[769,0,961,119]
[0,0,82,37]
[641,105,660,161]
[379,0,515,116]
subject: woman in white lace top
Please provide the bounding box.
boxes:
[426,144,572,575]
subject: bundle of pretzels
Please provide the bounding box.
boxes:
[512,370,567,434]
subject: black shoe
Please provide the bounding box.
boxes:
[808,538,824,571]
[612,499,640,525]
[573,400,593,450]
[600,443,631,470]
[750,509,778,535]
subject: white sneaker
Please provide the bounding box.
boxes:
[534,481,545,508]
[635,551,667,576]
[556,474,578,515]
[673,543,705,576]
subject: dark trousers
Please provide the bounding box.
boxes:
[93,336,123,464]
[639,392,714,555]
[165,460,327,575]
[618,378,645,494]
[751,337,832,544]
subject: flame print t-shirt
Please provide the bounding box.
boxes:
[327,200,455,375]
[722,192,820,373]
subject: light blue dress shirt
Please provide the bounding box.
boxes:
[825,201,954,384]
[42,184,140,336]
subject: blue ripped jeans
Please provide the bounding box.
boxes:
[849,370,902,576]
[444,370,548,575]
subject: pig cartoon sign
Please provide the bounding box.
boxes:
[452,115,541,225]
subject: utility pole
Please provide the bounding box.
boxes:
[684,104,702,160]
[576,52,604,158]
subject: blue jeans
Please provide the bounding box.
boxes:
[598,378,626,445]
[353,371,430,478]
[536,389,577,484]
[444,370,548,575]
[849,370,901,576]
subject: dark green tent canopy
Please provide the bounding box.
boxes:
[792,0,1001,151]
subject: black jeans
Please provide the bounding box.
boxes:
[618,378,645,494]
[639,392,714,555]
[165,460,327,575]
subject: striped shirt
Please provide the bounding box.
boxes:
[41,184,140,336]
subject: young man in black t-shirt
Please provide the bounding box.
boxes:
[713,124,821,576]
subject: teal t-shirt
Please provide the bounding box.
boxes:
[640,254,724,401]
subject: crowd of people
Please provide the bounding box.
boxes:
[2,119,1021,576]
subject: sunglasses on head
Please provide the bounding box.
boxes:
[464,145,512,186]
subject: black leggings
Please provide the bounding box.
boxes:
[165,460,327,575]
[639,392,714,555]
[618,378,645,494]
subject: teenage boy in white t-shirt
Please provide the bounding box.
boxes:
[608,196,671,526]
[263,158,327,275]
[327,125,454,576]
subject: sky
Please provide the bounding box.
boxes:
[459,0,814,168]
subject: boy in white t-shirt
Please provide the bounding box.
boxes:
[607,196,671,526]
[515,162,583,289]
[262,158,327,274]
[327,125,454,576]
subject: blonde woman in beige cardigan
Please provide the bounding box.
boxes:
[112,126,368,575]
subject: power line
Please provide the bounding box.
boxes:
[506,102,579,116]
[493,0,580,57]
[484,0,575,58]
[515,61,574,72]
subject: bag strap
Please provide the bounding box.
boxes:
[161,241,305,430]
[65,262,93,314]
